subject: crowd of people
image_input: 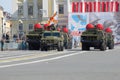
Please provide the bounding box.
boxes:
[0,32,27,51]
[0,32,10,51]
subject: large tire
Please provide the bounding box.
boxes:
[100,42,107,51]
[41,47,45,51]
[57,46,61,51]
[82,43,90,51]
[57,42,64,51]
[60,46,64,51]
[28,43,34,50]
[28,43,40,50]
[108,41,114,49]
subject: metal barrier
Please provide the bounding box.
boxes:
[0,40,28,51]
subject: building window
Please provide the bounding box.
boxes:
[19,23,23,31]
[28,5,33,15]
[59,5,64,14]
[29,24,33,30]
[18,5,23,15]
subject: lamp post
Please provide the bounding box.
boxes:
[1,17,3,37]
[18,19,23,39]
[10,23,12,39]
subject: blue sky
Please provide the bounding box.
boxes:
[0,0,12,13]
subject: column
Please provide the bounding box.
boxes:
[53,0,57,13]
[33,0,38,18]
[42,0,48,17]
[67,0,71,13]
[23,0,28,18]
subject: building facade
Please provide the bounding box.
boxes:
[11,0,42,39]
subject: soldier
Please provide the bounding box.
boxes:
[1,38,4,51]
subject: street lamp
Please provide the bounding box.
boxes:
[1,17,3,37]
[10,23,12,39]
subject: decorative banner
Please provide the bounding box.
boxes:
[89,2,92,12]
[84,2,87,12]
[72,2,75,12]
[79,2,82,12]
[68,13,89,36]
[94,2,97,12]
[102,2,105,12]
[72,1,120,13]
[106,2,109,12]
[98,2,101,12]
[115,1,119,12]
[76,2,79,12]
[110,1,114,12]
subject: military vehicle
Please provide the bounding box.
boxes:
[40,30,64,51]
[81,25,114,51]
[26,28,44,50]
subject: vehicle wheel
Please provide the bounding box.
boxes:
[41,47,44,51]
[57,42,63,51]
[28,43,34,50]
[100,42,106,51]
[64,42,68,49]
[108,41,114,49]
[82,43,90,50]
[60,46,64,51]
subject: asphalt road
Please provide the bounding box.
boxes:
[0,45,120,80]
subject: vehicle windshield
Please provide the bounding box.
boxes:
[43,32,60,37]
[53,32,60,37]
[43,33,51,37]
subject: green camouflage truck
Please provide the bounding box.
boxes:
[40,31,64,51]
[81,28,114,51]
[26,28,44,50]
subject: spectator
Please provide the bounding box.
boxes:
[1,38,4,51]
[6,32,10,43]
[13,34,18,42]
[2,33,6,39]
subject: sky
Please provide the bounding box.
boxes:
[0,0,12,13]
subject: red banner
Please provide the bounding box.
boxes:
[89,2,92,12]
[110,1,114,12]
[72,1,119,13]
[79,2,82,12]
[102,2,105,12]
[98,2,101,12]
[94,2,97,12]
[115,1,119,12]
[106,2,109,12]
[72,2,75,12]
[84,2,87,12]
[75,2,79,12]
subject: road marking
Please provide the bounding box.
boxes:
[0,51,87,68]
[0,51,66,63]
